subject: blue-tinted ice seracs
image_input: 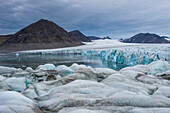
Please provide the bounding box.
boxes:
[81,45,169,66]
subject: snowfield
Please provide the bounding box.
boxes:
[0,60,170,113]
[21,39,170,52]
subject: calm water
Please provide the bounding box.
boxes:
[0,53,127,71]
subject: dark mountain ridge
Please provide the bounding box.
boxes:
[87,36,111,40]
[69,30,91,42]
[122,33,170,43]
[0,19,83,52]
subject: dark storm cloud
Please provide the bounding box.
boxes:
[0,0,170,38]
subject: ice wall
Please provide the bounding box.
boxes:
[5,45,169,67]
[81,46,170,66]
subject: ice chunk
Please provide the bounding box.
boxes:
[98,91,170,107]
[95,68,116,76]
[130,108,170,113]
[120,70,145,79]
[25,67,34,72]
[75,66,97,81]
[62,64,97,81]
[95,68,117,81]
[120,65,149,74]
[156,70,170,80]
[0,66,22,74]
[5,77,26,91]
[33,71,48,77]
[148,60,170,75]
[65,109,109,113]
[154,86,170,98]
[0,75,9,91]
[120,60,170,76]
[36,64,56,70]
[13,71,30,77]
[16,52,19,57]
[36,80,118,112]
[0,91,42,113]
[56,65,74,77]
[21,85,38,99]
[34,80,63,96]
[61,73,96,84]
[136,75,168,86]
[70,63,87,71]
[101,73,155,95]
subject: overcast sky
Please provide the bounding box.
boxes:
[0,0,170,38]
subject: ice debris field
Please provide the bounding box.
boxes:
[0,40,170,113]
[0,60,170,113]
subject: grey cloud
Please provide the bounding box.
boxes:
[0,0,170,38]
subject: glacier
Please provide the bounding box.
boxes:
[17,44,169,67]
[0,40,169,70]
[81,45,169,66]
